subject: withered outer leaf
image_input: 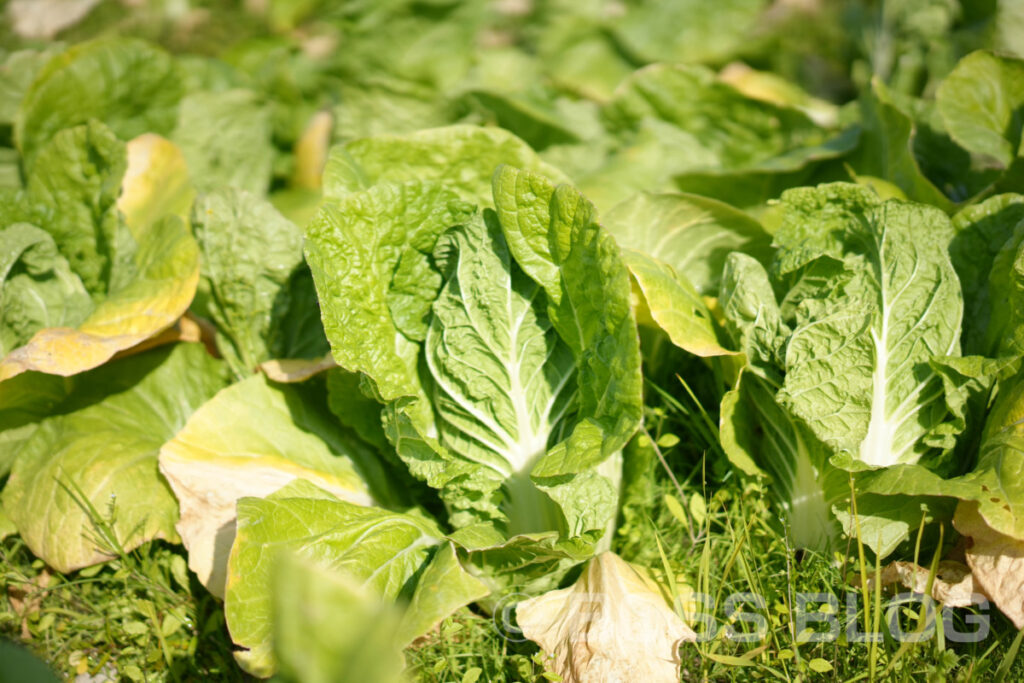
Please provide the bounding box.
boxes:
[8,0,101,39]
[110,313,203,360]
[258,354,337,383]
[159,375,374,598]
[856,560,980,608]
[954,501,1024,628]
[517,552,696,683]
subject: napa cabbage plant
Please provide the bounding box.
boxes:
[719,182,1003,556]
[305,162,643,557]
[0,121,197,381]
[217,132,644,676]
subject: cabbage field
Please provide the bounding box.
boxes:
[1,1,1024,681]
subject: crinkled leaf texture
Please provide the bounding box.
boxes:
[718,251,789,375]
[192,189,327,379]
[172,89,274,195]
[1,343,228,572]
[518,552,696,683]
[773,184,961,468]
[159,374,380,598]
[949,194,1024,357]
[0,122,199,380]
[719,183,970,555]
[0,215,197,380]
[603,191,771,297]
[307,181,476,401]
[937,50,1024,170]
[492,166,643,467]
[422,215,579,525]
[0,223,91,358]
[15,37,183,170]
[322,125,568,205]
[21,119,131,295]
[307,163,643,594]
[854,361,1024,548]
[718,251,847,551]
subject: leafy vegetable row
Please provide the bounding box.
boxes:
[1,10,1023,680]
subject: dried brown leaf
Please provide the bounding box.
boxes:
[6,569,52,639]
[855,560,980,608]
[7,0,100,39]
[517,552,696,683]
[954,501,1024,628]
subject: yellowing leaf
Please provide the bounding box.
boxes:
[292,111,333,190]
[159,374,374,598]
[111,313,205,360]
[623,249,737,357]
[517,552,695,683]
[954,501,1024,628]
[1,344,228,573]
[259,354,337,383]
[718,62,838,128]
[0,215,199,381]
[0,134,198,382]
[117,134,193,235]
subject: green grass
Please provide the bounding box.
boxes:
[2,368,1022,682]
[0,538,247,682]
[400,464,1024,682]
